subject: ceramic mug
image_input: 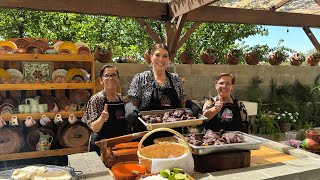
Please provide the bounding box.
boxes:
[38,104,46,113]
[40,115,51,126]
[9,116,19,126]
[0,117,6,128]
[25,116,36,127]
[50,103,59,113]
[24,105,31,113]
[68,113,78,124]
[54,114,63,124]
[30,105,39,113]
[43,104,48,112]
[18,104,25,113]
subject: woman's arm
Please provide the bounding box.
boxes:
[202,100,223,120]
[90,104,109,133]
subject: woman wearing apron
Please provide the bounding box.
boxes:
[202,73,251,133]
[126,43,186,144]
[82,65,127,155]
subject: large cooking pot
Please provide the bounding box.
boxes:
[0,126,24,154]
[26,127,57,151]
[58,121,91,148]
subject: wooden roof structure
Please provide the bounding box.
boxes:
[1,0,319,56]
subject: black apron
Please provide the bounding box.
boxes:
[135,71,181,145]
[89,93,127,155]
[204,97,242,132]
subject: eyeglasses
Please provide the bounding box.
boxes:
[217,82,232,87]
[101,73,118,79]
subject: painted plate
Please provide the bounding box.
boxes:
[72,89,91,105]
[0,68,10,82]
[75,42,89,48]
[52,69,67,80]
[0,41,17,50]
[6,69,23,84]
[66,68,86,82]
[53,41,63,51]
[58,41,77,55]
[80,69,90,82]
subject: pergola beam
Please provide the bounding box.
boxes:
[303,27,320,51]
[176,22,201,50]
[169,14,187,60]
[169,0,219,18]
[186,6,320,27]
[269,0,292,11]
[135,18,163,44]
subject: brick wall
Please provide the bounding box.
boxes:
[95,63,320,101]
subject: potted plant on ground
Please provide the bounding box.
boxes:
[290,53,305,66]
[201,48,219,64]
[94,42,112,63]
[226,48,242,65]
[274,111,299,133]
[246,46,266,65]
[306,51,320,66]
[268,47,288,66]
[180,43,195,64]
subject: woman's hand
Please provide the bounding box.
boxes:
[203,100,223,120]
[100,104,109,122]
[213,101,223,111]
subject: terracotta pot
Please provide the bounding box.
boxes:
[268,53,282,66]
[179,51,194,64]
[94,47,112,63]
[226,53,239,65]
[201,51,218,64]
[290,53,304,66]
[245,52,259,65]
[143,49,151,64]
[280,123,291,133]
[306,54,319,66]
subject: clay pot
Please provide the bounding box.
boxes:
[306,54,319,66]
[226,52,240,65]
[144,49,151,64]
[179,51,194,64]
[201,50,218,64]
[280,123,291,133]
[245,52,259,65]
[94,47,112,63]
[290,53,305,66]
[268,53,282,66]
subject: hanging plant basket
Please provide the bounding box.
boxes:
[245,52,260,65]
[94,47,112,63]
[268,50,287,66]
[144,49,151,64]
[290,53,305,66]
[226,49,242,65]
[306,52,320,66]
[201,49,218,64]
[179,51,194,64]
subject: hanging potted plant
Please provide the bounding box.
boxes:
[94,42,112,63]
[201,48,219,64]
[290,53,305,66]
[268,47,288,66]
[306,51,320,66]
[226,48,242,65]
[246,46,265,65]
[179,44,195,64]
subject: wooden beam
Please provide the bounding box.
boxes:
[269,0,292,11]
[315,0,320,5]
[169,14,187,57]
[0,0,167,20]
[303,27,320,51]
[166,21,175,47]
[176,22,201,50]
[186,6,320,27]
[135,18,163,44]
[169,0,219,18]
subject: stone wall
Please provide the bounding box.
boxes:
[95,63,320,101]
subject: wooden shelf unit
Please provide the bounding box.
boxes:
[0,54,94,161]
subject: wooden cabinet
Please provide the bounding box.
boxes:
[0,54,94,161]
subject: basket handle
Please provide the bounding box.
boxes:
[138,128,191,152]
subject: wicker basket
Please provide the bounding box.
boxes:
[137,128,193,174]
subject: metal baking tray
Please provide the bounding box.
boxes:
[0,164,78,179]
[138,108,208,131]
[176,131,266,155]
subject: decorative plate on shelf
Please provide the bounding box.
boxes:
[6,69,23,84]
[33,39,49,52]
[75,42,89,48]
[0,41,17,50]
[0,68,10,83]
[52,69,67,80]
[80,69,90,82]
[66,68,86,82]
[22,62,53,81]
[15,38,31,49]
[72,89,91,105]
[53,41,63,51]
[58,41,77,55]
